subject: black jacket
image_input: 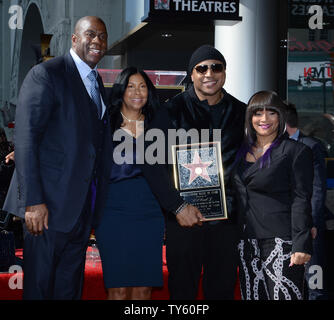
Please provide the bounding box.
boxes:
[153,85,246,217]
[166,86,246,179]
[233,138,314,254]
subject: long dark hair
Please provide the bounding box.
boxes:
[236,90,287,168]
[109,67,160,132]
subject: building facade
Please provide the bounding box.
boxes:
[0,0,117,138]
[1,0,333,157]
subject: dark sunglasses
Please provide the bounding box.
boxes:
[194,63,224,74]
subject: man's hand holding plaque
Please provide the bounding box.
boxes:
[176,204,203,227]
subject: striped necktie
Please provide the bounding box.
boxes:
[87,70,102,119]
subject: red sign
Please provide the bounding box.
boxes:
[289,37,334,53]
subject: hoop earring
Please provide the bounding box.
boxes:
[283,123,287,134]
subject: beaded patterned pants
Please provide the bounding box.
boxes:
[238,237,306,300]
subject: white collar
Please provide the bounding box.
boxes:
[70,48,97,80]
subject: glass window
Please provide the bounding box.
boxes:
[287,2,334,157]
[309,29,316,41]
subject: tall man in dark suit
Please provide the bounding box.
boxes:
[3,16,112,299]
[285,102,328,300]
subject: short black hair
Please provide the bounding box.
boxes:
[284,101,299,128]
[109,67,160,130]
[245,90,287,144]
[235,91,287,169]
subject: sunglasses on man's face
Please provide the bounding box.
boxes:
[194,63,224,74]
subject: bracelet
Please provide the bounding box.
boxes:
[174,201,189,215]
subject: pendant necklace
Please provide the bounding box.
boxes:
[120,111,142,122]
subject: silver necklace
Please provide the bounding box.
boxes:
[120,111,142,123]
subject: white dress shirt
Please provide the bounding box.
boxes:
[70,48,106,118]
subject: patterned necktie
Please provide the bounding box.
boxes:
[87,70,102,119]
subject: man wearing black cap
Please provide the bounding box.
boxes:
[164,45,246,299]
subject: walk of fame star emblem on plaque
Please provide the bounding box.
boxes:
[171,142,228,221]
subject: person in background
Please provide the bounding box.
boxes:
[233,91,313,300]
[285,102,328,300]
[3,16,112,299]
[0,129,14,208]
[95,67,201,300]
[0,130,23,249]
[0,129,12,159]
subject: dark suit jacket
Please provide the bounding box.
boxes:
[233,138,314,254]
[3,53,112,233]
[297,132,328,229]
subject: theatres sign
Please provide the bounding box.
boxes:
[143,0,241,22]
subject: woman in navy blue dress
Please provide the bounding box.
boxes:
[95,67,168,300]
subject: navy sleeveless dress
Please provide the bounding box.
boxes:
[95,134,165,288]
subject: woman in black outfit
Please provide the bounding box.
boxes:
[233,91,313,300]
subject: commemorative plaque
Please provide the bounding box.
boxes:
[171,141,228,221]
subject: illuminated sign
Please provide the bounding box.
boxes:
[144,0,241,22]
